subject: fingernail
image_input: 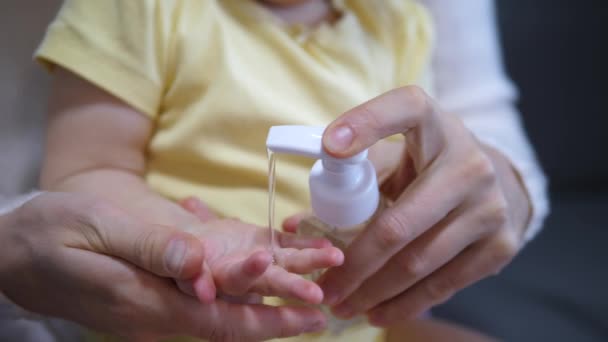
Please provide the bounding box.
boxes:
[303,319,325,333]
[333,303,354,318]
[326,125,354,153]
[164,238,187,275]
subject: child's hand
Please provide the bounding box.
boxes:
[178,197,344,305]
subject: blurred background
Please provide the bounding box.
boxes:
[1,1,607,341]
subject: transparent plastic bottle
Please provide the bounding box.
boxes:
[297,197,387,335]
[267,125,384,334]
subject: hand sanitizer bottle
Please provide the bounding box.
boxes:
[267,125,385,334]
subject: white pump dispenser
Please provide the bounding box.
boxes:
[266,125,380,231]
[267,125,383,334]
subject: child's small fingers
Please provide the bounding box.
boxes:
[216,251,272,296]
[177,262,217,304]
[179,196,217,222]
[277,247,344,274]
[193,262,216,303]
[241,251,273,278]
[277,232,333,249]
[282,212,311,233]
[254,266,324,305]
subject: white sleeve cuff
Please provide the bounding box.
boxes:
[0,191,43,217]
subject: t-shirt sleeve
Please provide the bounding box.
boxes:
[385,0,434,88]
[35,0,177,118]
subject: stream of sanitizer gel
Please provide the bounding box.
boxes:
[267,149,277,263]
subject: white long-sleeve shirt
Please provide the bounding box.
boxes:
[421,0,549,241]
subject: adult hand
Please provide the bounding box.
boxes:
[0,192,326,340]
[287,86,532,325]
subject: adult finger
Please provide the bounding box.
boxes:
[331,207,485,318]
[58,247,208,339]
[319,159,474,305]
[367,232,518,327]
[82,201,206,280]
[186,300,327,341]
[323,86,442,159]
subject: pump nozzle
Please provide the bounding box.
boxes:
[266,125,380,228]
[266,126,323,159]
[266,126,367,163]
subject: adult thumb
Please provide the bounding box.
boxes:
[91,207,206,280]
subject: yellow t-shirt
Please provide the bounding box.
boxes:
[37,0,432,341]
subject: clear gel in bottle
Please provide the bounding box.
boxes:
[266,125,383,334]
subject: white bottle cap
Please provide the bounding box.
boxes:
[267,125,379,228]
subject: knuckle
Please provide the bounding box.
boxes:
[424,277,456,303]
[133,231,157,269]
[488,233,519,273]
[373,212,410,250]
[61,197,116,249]
[481,195,509,231]
[395,250,427,278]
[465,153,497,185]
[398,86,431,117]
[358,102,381,128]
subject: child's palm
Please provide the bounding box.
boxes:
[180,198,343,305]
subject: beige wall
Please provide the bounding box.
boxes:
[0,1,62,195]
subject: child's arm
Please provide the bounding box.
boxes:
[42,68,342,304]
[42,68,191,227]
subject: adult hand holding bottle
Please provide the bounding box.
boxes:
[288,86,533,325]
